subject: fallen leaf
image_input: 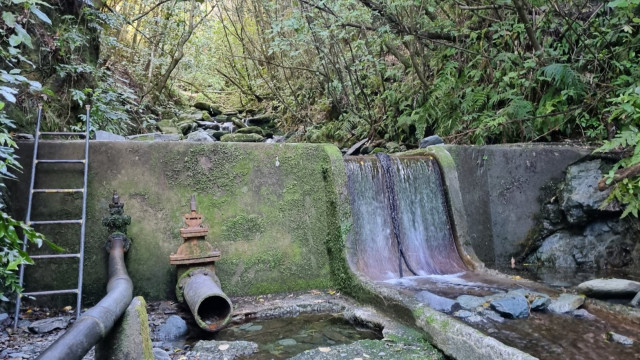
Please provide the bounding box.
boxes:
[327,290,336,295]
[511,276,522,280]
[219,344,230,351]
[62,306,72,312]
[319,347,331,352]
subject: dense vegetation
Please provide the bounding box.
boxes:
[1,0,640,298]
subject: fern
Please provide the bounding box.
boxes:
[540,63,586,93]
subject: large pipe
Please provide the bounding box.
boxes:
[37,234,132,360]
[182,271,232,330]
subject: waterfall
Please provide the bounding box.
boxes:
[345,155,466,281]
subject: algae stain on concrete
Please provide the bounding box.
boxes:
[13,142,344,301]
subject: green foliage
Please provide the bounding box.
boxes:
[0,0,59,301]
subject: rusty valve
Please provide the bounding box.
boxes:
[170,195,232,331]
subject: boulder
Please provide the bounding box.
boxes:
[186,129,216,142]
[236,126,264,135]
[220,133,264,142]
[208,130,226,140]
[193,102,222,116]
[576,278,640,298]
[178,111,203,123]
[245,114,275,126]
[177,120,198,135]
[607,332,634,346]
[571,309,596,320]
[196,121,220,131]
[419,135,444,148]
[95,130,125,141]
[456,295,486,310]
[490,295,530,319]
[547,294,584,314]
[28,316,70,334]
[157,119,180,134]
[415,291,456,313]
[157,315,188,340]
[152,348,171,360]
[385,142,401,153]
[527,220,634,269]
[231,118,246,129]
[530,296,551,311]
[560,160,619,225]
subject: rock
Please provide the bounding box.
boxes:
[156,119,180,134]
[28,317,70,334]
[548,294,584,314]
[278,338,297,346]
[456,295,486,310]
[231,118,246,129]
[177,120,198,135]
[245,325,263,331]
[186,129,216,142]
[223,110,238,116]
[576,278,640,298]
[192,340,258,359]
[415,291,456,313]
[214,115,230,122]
[419,135,444,148]
[196,121,220,131]
[193,102,222,116]
[541,203,563,224]
[178,111,203,123]
[385,142,401,153]
[479,309,504,323]
[201,111,212,121]
[236,126,264,135]
[157,315,188,340]
[561,160,619,225]
[453,310,475,318]
[153,348,171,360]
[529,219,635,269]
[208,130,226,140]
[607,332,634,346]
[345,139,368,156]
[530,296,551,311]
[490,295,530,319]
[571,309,596,320]
[220,133,264,142]
[245,114,275,126]
[95,130,125,141]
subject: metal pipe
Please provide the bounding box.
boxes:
[182,271,232,331]
[37,234,132,360]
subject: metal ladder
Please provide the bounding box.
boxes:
[13,104,91,328]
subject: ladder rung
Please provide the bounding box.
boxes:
[36,159,85,164]
[22,289,78,296]
[33,188,84,193]
[31,253,80,259]
[39,132,86,137]
[29,219,83,225]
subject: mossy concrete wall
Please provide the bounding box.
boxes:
[443,144,592,266]
[9,141,342,305]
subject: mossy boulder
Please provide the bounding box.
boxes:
[236,126,264,136]
[157,119,180,134]
[193,102,222,116]
[221,133,264,142]
[177,120,198,135]
[202,111,212,121]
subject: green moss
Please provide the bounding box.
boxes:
[221,214,263,241]
[220,133,264,142]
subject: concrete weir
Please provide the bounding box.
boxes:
[9,141,602,359]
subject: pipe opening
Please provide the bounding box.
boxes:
[198,295,231,326]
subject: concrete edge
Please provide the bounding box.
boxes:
[359,279,538,360]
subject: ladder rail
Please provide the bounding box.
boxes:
[14,104,43,329]
[77,105,90,319]
[14,104,91,328]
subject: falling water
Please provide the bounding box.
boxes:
[345,155,466,281]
